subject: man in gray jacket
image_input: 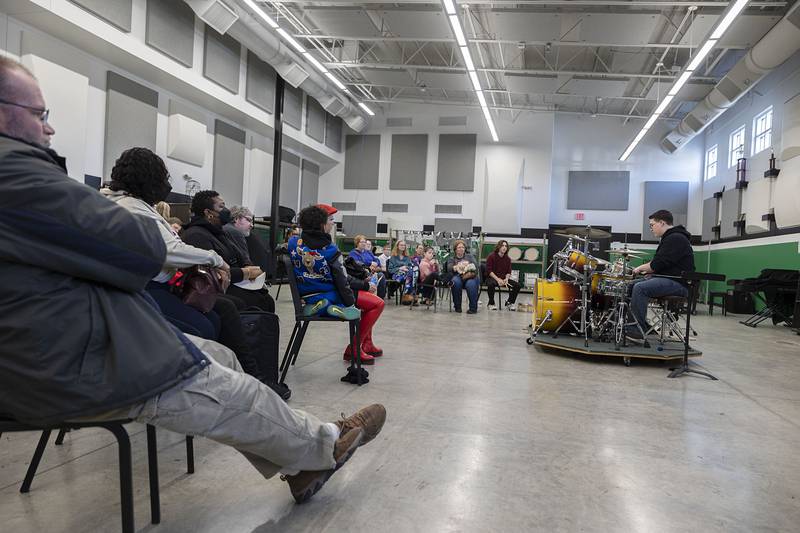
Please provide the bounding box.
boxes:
[0,57,385,504]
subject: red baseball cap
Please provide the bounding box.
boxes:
[317,203,338,216]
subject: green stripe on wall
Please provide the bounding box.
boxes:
[695,241,800,295]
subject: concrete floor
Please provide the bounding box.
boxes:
[2,295,800,532]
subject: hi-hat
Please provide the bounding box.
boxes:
[553,232,587,242]
[561,226,612,239]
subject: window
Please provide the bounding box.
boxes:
[705,145,718,180]
[729,125,745,167]
[752,106,773,155]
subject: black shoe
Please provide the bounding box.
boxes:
[466,309,477,314]
[264,379,292,401]
[625,328,644,340]
[453,307,462,313]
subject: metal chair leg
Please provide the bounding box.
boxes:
[55,428,69,445]
[186,436,195,474]
[20,430,51,493]
[146,425,161,525]
[290,321,310,367]
[279,321,301,377]
[103,423,134,533]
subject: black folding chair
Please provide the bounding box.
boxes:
[278,255,365,385]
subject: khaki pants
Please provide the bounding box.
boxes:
[124,336,338,478]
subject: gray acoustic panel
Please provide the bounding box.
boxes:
[325,115,343,152]
[434,217,473,234]
[720,189,742,239]
[386,117,412,127]
[344,135,380,189]
[145,0,194,67]
[279,151,301,211]
[212,120,246,206]
[305,97,326,143]
[435,204,462,214]
[701,197,718,242]
[390,134,427,190]
[642,181,689,237]
[342,215,377,237]
[203,25,241,93]
[439,116,467,126]
[245,51,275,113]
[104,71,158,177]
[300,160,320,209]
[332,202,356,211]
[437,134,476,191]
[283,84,303,130]
[70,0,132,32]
[382,203,408,213]
[567,171,630,210]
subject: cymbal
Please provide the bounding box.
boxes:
[561,226,612,239]
[593,257,611,266]
[553,231,587,242]
[605,248,645,256]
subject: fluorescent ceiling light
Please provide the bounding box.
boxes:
[481,107,498,142]
[449,15,467,46]
[653,94,675,115]
[325,71,347,91]
[442,0,457,15]
[643,114,659,130]
[468,70,481,91]
[358,102,375,116]
[242,0,279,28]
[302,52,328,74]
[461,47,476,72]
[710,0,750,39]
[668,71,693,96]
[476,90,487,108]
[686,39,718,71]
[619,128,651,161]
[277,28,306,54]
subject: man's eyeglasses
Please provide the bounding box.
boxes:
[0,98,50,123]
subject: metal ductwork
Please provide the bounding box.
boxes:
[661,3,800,153]
[183,0,370,132]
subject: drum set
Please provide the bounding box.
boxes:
[529,226,649,349]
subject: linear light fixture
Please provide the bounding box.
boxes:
[619,0,750,161]
[442,1,498,142]
[359,102,375,116]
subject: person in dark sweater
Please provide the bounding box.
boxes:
[627,209,695,339]
[485,240,521,310]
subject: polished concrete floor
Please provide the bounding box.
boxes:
[2,294,800,532]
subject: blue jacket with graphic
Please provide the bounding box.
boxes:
[289,231,355,306]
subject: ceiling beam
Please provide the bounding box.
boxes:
[268,0,784,7]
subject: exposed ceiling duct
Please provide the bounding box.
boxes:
[183,0,370,132]
[661,2,800,153]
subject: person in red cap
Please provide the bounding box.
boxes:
[289,204,384,363]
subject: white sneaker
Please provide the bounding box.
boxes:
[488,304,498,310]
[506,303,517,311]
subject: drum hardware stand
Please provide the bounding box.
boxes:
[667,271,724,380]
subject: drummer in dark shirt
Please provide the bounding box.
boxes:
[627,209,695,339]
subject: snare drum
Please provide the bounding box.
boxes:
[566,250,598,273]
[532,279,578,332]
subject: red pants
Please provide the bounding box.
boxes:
[354,291,384,350]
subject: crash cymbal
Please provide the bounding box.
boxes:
[561,226,612,239]
[593,257,611,266]
[605,248,645,256]
[553,231,587,242]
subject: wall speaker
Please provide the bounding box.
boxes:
[275,62,309,89]
[344,114,368,133]
[319,94,346,116]
[185,0,239,34]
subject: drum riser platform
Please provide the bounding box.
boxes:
[533,335,702,360]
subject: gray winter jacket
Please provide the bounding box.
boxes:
[0,134,208,424]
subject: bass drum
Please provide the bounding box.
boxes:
[532,279,578,333]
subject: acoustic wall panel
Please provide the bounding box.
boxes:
[642,181,688,236]
[719,189,742,239]
[701,197,718,242]
[145,0,195,67]
[344,135,380,189]
[435,204,462,214]
[246,133,274,216]
[774,157,800,228]
[382,204,409,213]
[342,215,377,238]
[167,100,207,166]
[279,151,301,212]
[300,160,320,209]
[70,0,132,32]
[325,115,343,152]
[390,134,427,190]
[434,218,473,234]
[743,178,772,234]
[284,84,303,130]
[437,134,476,191]
[780,92,800,161]
[245,51,275,113]
[213,120,246,206]
[104,71,158,177]
[203,25,241,93]
[305,97,326,143]
[332,202,356,211]
[567,171,630,210]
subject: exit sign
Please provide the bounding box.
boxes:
[575,212,585,221]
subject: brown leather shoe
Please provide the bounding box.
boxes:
[283,427,364,504]
[334,404,386,446]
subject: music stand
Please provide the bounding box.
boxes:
[668,271,725,380]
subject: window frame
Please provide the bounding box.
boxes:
[705,144,718,181]
[751,106,773,156]
[729,125,746,168]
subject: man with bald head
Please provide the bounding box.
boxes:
[0,57,385,506]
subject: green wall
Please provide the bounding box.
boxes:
[695,240,800,295]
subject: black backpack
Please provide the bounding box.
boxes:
[239,310,291,401]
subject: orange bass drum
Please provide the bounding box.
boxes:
[532,279,579,333]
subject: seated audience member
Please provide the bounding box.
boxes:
[377,243,391,273]
[0,57,385,504]
[290,205,384,363]
[349,234,387,299]
[387,240,418,305]
[223,205,255,265]
[155,200,171,219]
[167,217,183,234]
[182,190,275,312]
[419,246,441,306]
[446,240,480,314]
[412,244,425,263]
[485,240,521,311]
[101,148,267,383]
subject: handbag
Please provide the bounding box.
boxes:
[460,271,477,281]
[168,266,222,313]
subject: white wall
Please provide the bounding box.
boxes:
[317,102,554,234]
[550,115,705,236]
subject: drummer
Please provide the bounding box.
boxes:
[627,209,695,339]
